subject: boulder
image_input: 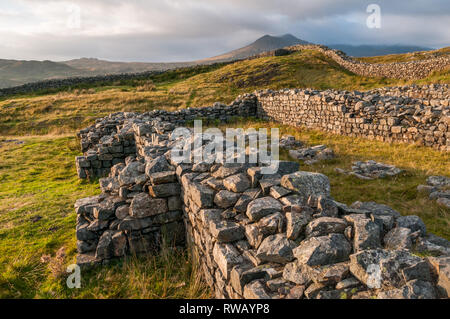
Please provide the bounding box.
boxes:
[293,233,352,266]
[213,243,244,279]
[129,193,168,218]
[214,190,241,208]
[350,201,400,218]
[349,249,431,289]
[145,155,170,176]
[384,227,417,250]
[286,207,313,240]
[281,171,330,202]
[256,234,296,264]
[396,215,426,236]
[305,217,347,238]
[246,197,283,221]
[223,173,251,193]
[377,280,436,299]
[352,218,382,251]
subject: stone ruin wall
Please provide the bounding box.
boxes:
[74,114,450,299]
[76,84,448,182]
[75,95,257,179]
[72,83,449,299]
[286,44,450,80]
[256,84,449,151]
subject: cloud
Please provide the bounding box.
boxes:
[0,0,448,61]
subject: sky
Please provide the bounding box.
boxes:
[0,0,449,62]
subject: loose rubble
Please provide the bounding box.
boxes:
[417,176,450,209]
[336,160,402,180]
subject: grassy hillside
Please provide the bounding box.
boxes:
[356,46,450,63]
[1,49,449,136]
[0,47,449,298]
[0,59,88,88]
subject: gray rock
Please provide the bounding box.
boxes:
[436,197,450,209]
[243,280,271,299]
[93,197,125,220]
[148,183,181,198]
[214,190,241,208]
[352,218,382,251]
[149,171,177,184]
[117,216,153,231]
[349,249,430,289]
[234,188,261,213]
[129,193,168,218]
[377,280,436,299]
[111,231,127,257]
[95,230,114,259]
[335,277,361,290]
[282,262,313,286]
[426,175,450,187]
[115,205,130,219]
[269,185,291,199]
[257,212,284,235]
[384,227,417,250]
[396,215,426,236]
[281,171,331,201]
[305,217,347,238]
[119,161,145,186]
[256,234,296,264]
[213,243,244,279]
[244,224,264,249]
[189,182,215,208]
[246,197,283,221]
[223,173,251,193]
[286,207,313,240]
[77,240,97,253]
[76,223,98,241]
[293,233,352,266]
[167,196,182,211]
[210,220,245,243]
[145,155,169,176]
[317,196,339,217]
[231,264,275,295]
[350,201,401,218]
[426,256,450,298]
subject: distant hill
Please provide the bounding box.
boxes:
[328,44,432,57]
[0,34,310,88]
[0,34,440,88]
[0,59,86,88]
[200,34,309,62]
[62,58,196,75]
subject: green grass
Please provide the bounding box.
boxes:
[0,136,209,298]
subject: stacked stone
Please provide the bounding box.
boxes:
[74,120,450,299]
[74,124,185,267]
[75,125,137,179]
[256,85,449,151]
[75,95,257,179]
[286,44,450,80]
[178,161,450,299]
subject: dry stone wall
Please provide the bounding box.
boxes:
[74,119,450,299]
[286,44,450,80]
[75,95,257,179]
[256,84,449,151]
